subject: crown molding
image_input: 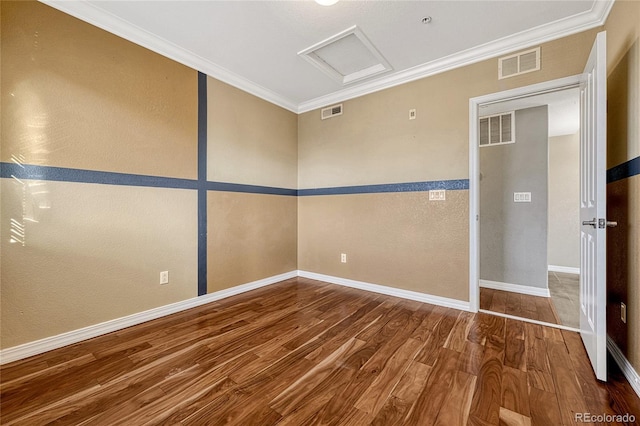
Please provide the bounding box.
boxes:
[39,0,299,113]
[297,0,614,113]
[40,0,613,115]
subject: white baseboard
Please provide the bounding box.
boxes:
[607,336,640,399]
[298,270,471,312]
[1,270,472,365]
[480,279,550,298]
[0,271,297,365]
[548,265,580,274]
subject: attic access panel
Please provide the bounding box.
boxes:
[298,26,392,85]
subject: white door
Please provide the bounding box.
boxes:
[579,31,608,382]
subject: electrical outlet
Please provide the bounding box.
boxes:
[409,109,416,120]
[341,253,347,263]
[621,302,626,323]
[160,271,169,285]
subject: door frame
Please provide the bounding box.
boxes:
[468,74,582,312]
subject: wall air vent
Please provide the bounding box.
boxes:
[299,26,392,86]
[321,104,343,120]
[498,47,540,79]
[479,111,515,147]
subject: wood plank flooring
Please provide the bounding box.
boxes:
[1,277,638,425]
[480,288,561,325]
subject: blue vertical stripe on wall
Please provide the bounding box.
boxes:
[197,72,208,296]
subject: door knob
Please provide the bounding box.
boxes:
[582,218,617,228]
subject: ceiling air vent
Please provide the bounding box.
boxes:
[498,47,540,79]
[321,104,343,120]
[299,26,392,86]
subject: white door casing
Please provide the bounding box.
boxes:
[469,75,582,314]
[468,32,609,382]
[579,31,608,382]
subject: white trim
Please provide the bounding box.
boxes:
[469,97,480,313]
[548,265,580,274]
[479,309,579,332]
[607,336,640,399]
[0,271,297,365]
[39,0,613,114]
[469,74,583,313]
[298,270,471,312]
[480,279,551,298]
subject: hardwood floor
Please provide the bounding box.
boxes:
[548,272,580,329]
[1,277,638,425]
[480,287,562,325]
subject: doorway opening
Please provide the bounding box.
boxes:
[470,32,608,381]
[475,87,581,329]
[468,74,583,332]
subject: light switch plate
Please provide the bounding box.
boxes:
[429,190,446,201]
[514,192,531,202]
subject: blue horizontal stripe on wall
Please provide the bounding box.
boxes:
[1,163,471,197]
[207,181,297,196]
[607,156,640,184]
[0,162,199,190]
[298,179,469,196]
[0,162,299,195]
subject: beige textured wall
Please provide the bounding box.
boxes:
[0,180,197,348]
[605,0,640,374]
[298,29,598,302]
[0,1,199,349]
[206,76,298,295]
[606,0,640,168]
[298,191,469,300]
[1,1,197,179]
[548,133,580,269]
[207,192,297,293]
[207,77,297,189]
[298,30,599,189]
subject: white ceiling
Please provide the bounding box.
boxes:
[41,0,613,113]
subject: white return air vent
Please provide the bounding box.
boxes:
[321,104,343,120]
[498,47,540,79]
[479,111,515,147]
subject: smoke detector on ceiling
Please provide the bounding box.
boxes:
[298,26,393,86]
